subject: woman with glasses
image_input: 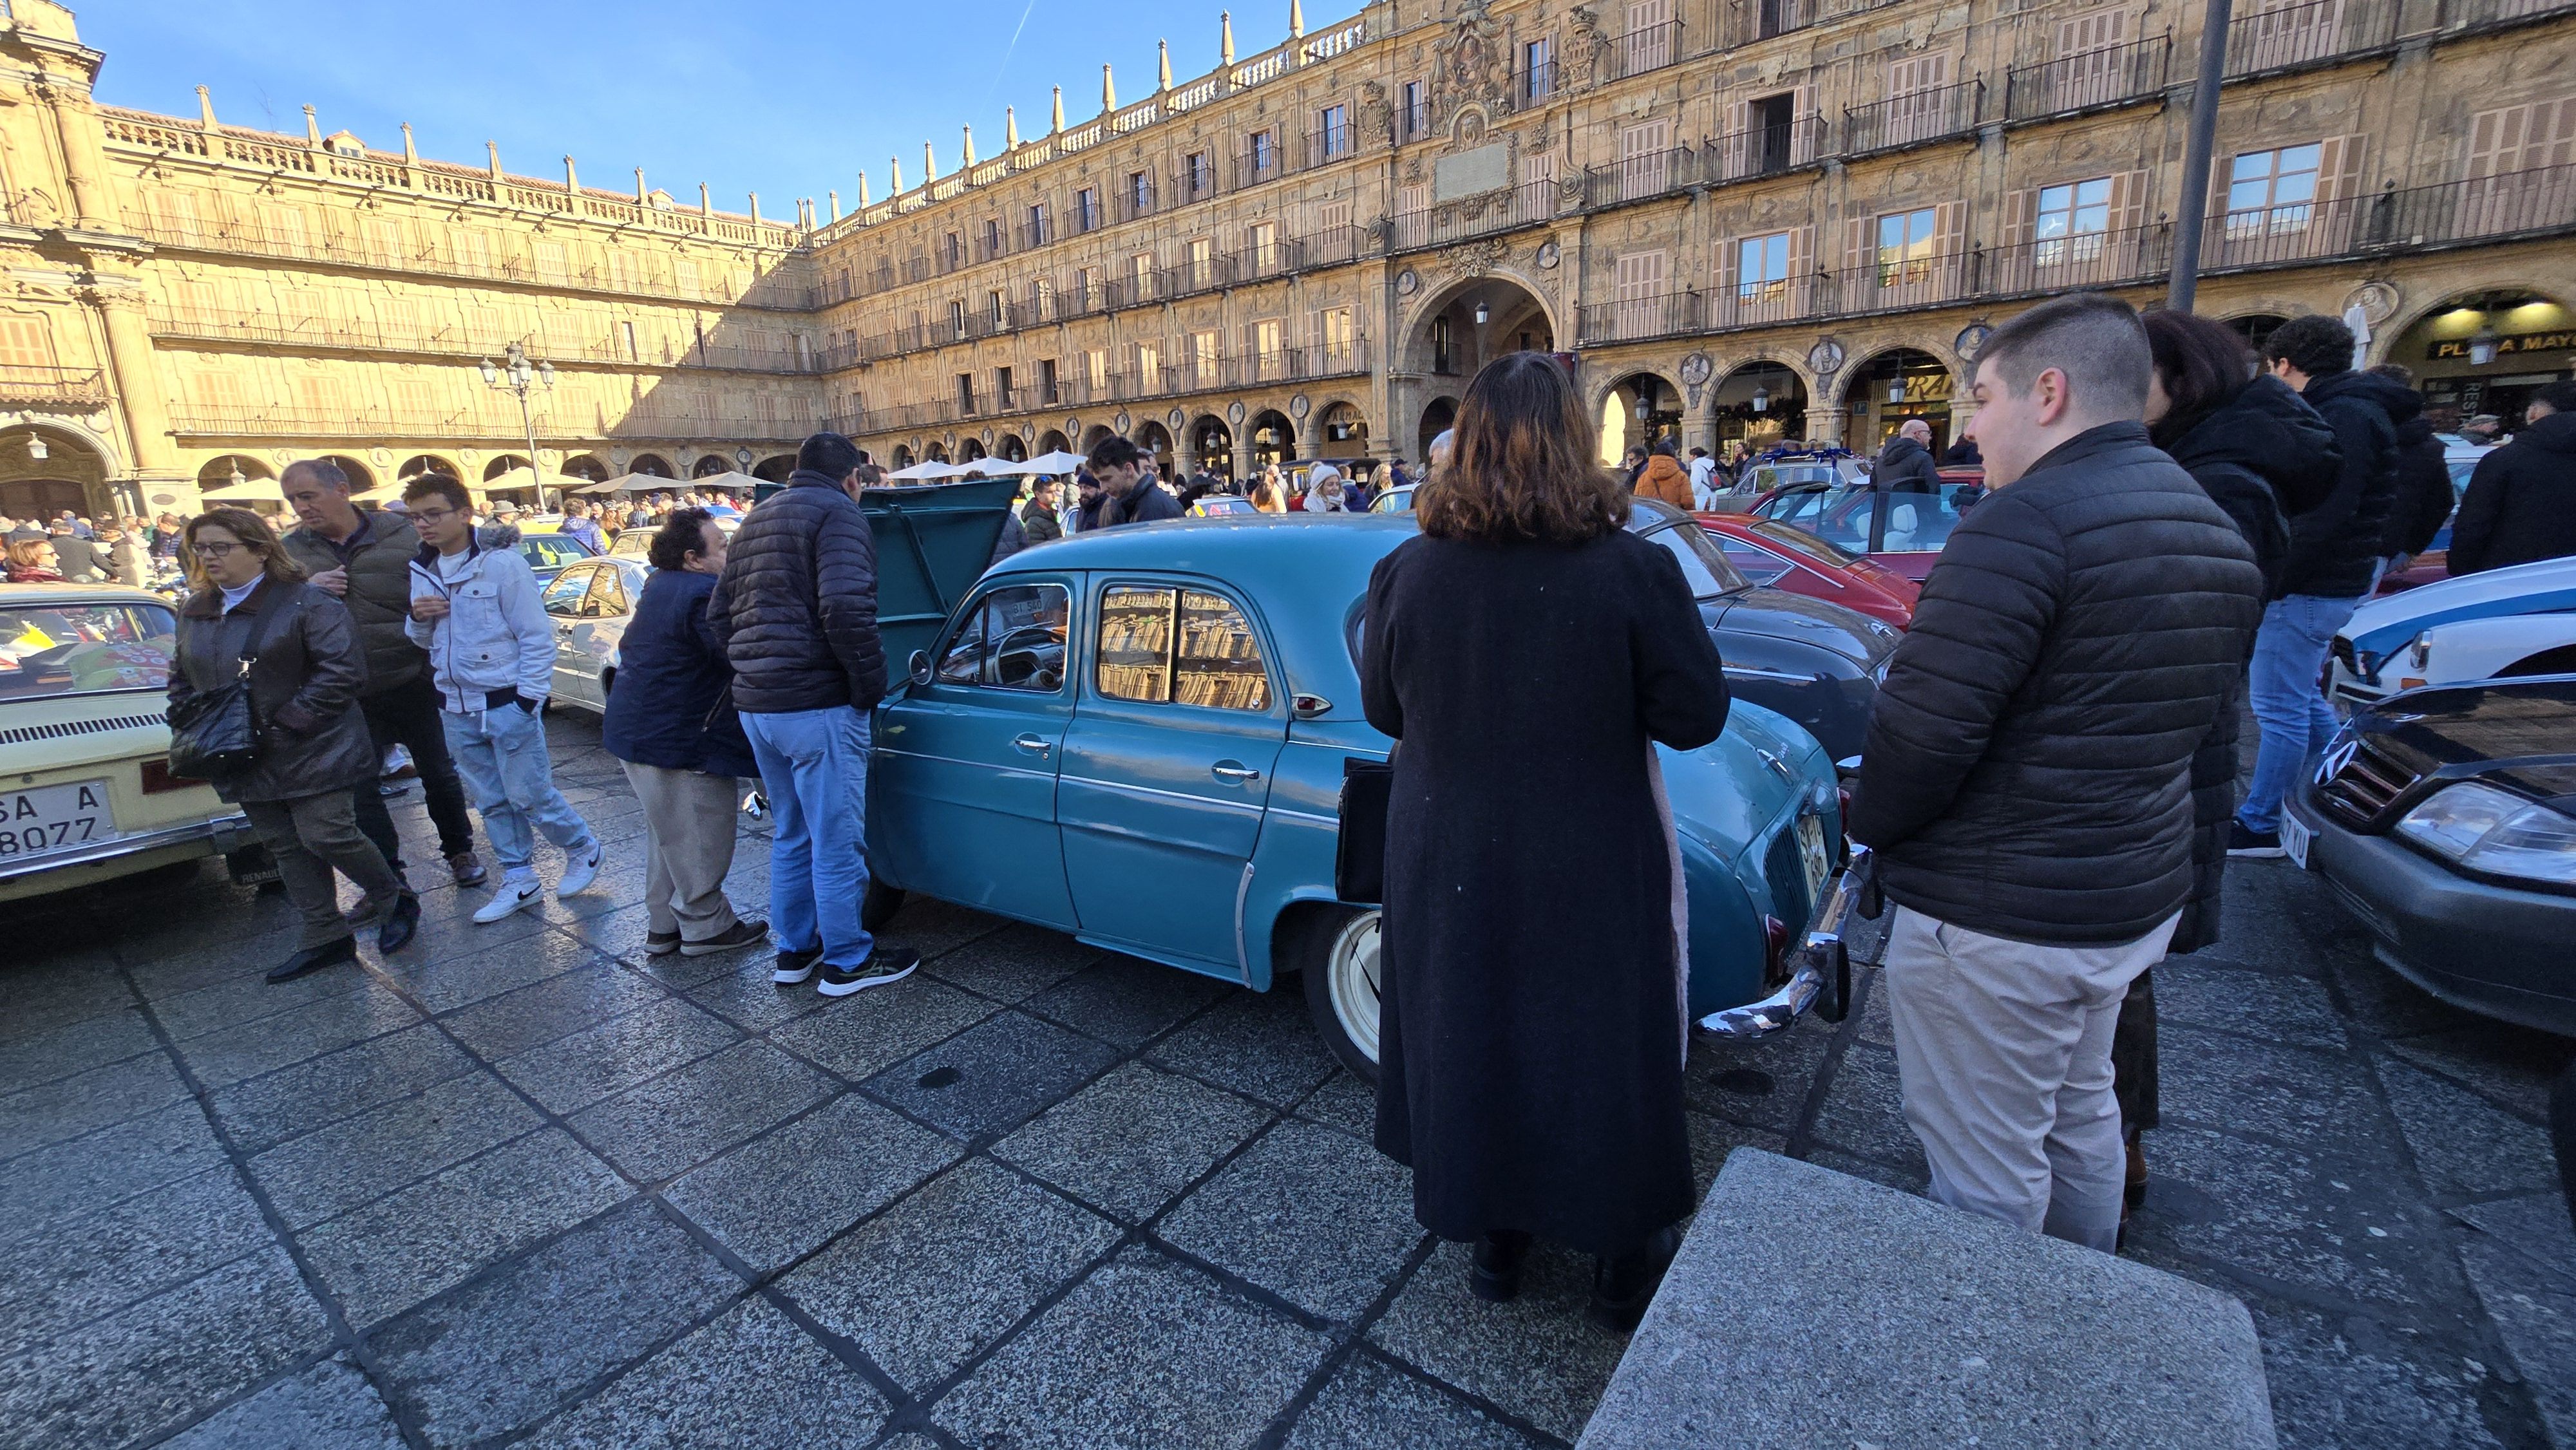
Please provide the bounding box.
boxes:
[6,535,64,583]
[169,508,417,980]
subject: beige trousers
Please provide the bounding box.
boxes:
[1883,905,2179,1254]
[620,762,741,940]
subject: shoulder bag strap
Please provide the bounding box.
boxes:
[234,578,298,678]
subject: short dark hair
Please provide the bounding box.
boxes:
[648,507,716,571]
[1689,446,1707,457]
[2367,362,2415,386]
[402,474,471,514]
[2141,309,2257,450]
[282,458,350,492]
[2260,313,2355,380]
[2532,379,2576,415]
[1088,435,1147,473]
[1973,293,2152,417]
[1651,437,1680,457]
[797,432,865,478]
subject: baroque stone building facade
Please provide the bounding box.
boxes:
[1,0,2571,521]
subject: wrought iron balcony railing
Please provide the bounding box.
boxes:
[2005,34,2172,120]
[1841,79,1985,156]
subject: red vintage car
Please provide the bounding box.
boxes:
[1697,514,1921,630]
[1746,469,1988,583]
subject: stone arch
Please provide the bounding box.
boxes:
[559,452,611,483]
[2,424,115,522]
[995,433,1029,463]
[891,444,916,469]
[1189,414,1233,476]
[1035,429,1070,455]
[924,441,949,462]
[1314,400,1370,454]
[1132,420,1175,474]
[1246,410,1295,467]
[397,453,462,482]
[1595,369,1686,465]
[691,455,734,478]
[316,454,376,492]
[195,454,274,487]
[752,453,797,482]
[1080,424,1118,453]
[627,453,676,479]
[960,437,989,462]
[1838,345,1957,455]
[1704,356,1816,454]
[2382,285,2575,431]
[1399,269,1560,380]
[483,454,531,482]
[1416,397,1459,461]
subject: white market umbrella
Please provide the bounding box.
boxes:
[967,457,1040,476]
[886,458,972,480]
[685,471,764,495]
[197,478,285,502]
[1022,449,1087,475]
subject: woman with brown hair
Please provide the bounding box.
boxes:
[1362,350,1731,1331]
[169,507,416,980]
[6,535,64,582]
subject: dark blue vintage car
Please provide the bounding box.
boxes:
[862,514,1845,1076]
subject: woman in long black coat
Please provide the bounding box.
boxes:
[1360,351,1731,1332]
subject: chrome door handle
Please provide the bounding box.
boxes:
[1011,734,1053,758]
[1211,762,1262,782]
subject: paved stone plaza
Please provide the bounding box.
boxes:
[3,711,2570,1449]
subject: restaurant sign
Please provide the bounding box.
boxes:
[2429,328,2576,361]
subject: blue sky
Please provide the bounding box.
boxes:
[87,0,1359,216]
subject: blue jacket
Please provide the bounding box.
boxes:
[601,569,757,777]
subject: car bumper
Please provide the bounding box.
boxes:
[1698,846,1866,1039]
[2288,790,2576,1036]
[0,814,257,901]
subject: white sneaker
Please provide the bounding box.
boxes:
[472,878,543,923]
[556,842,603,897]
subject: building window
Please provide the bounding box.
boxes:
[1319,104,1351,160]
[1737,231,1792,299]
[987,288,1007,326]
[1032,275,1056,319]
[997,365,1015,409]
[1249,221,1278,272]
[1250,129,1278,176]
[1025,202,1051,247]
[957,372,976,415]
[1186,150,1215,200]
[948,299,967,339]
[1039,357,1060,405]
[1876,207,1941,285]
[941,231,961,270]
[1128,169,1155,215]
[2226,144,2321,234]
[1075,187,1101,232]
[1526,38,1556,100]
[1255,318,1285,373]
[1321,306,1355,362]
[1431,315,1455,373]
[983,218,1005,258]
[1084,348,1109,391]
[1401,80,1429,138]
[2035,176,2114,264]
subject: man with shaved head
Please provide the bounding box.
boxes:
[281,458,484,892]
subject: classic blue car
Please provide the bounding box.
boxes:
[862,514,1844,1076]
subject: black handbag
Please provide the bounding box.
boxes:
[1334,752,1394,904]
[167,583,290,779]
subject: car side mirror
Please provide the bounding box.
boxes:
[908,650,933,685]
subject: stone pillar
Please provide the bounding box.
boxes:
[90,287,177,476]
[48,81,119,230]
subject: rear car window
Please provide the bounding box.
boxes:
[0,601,178,700]
[1097,585,1271,711]
[520,535,592,570]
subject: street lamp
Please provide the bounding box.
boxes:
[477,341,554,497]
[1750,383,1770,413]
[1473,299,1490,326]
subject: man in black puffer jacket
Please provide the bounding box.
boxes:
[2230,315,2409,858]
[1849,295,2263,1255]
[2452,379,2576,574]
[2367,364,2456,574]
[708,432,919,997]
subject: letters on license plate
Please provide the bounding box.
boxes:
[0,780,117,860]
[1796,813,1832,905]
[2280,812,2312,870]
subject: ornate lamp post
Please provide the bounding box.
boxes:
[478,341,554,498]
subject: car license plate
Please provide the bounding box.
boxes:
[1796,813,1832,905]
[0,780,117,862]
[2280,811,2312,870]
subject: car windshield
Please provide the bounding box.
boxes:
[1750,518,1863,567]
[0,600,178,700]
[520,535,592,569]
[1759,485,1875,552]
[611,532,650,556]
[1759,482,1982,554]
[1639,519,1752,598]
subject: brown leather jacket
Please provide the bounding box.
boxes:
[1634,453,1695,510]
[169,576,377,804]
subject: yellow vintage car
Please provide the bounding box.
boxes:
[0,580,253,903]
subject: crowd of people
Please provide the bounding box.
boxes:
[61,288,2567,1342]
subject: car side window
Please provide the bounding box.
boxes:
[938,583,1070,692]
[1096,584,1271,711]
[540,566,590,617]
[1714,536,1794,586]
[582,567,629,617]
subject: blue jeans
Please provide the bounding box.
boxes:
[741,706,874,969]
[440,704,596,883]
[2237,593,2360,834]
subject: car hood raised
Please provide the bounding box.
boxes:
[1705,587,1899,667]
[2359,675,2576,813]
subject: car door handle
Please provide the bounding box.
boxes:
[1011,734,1053,758]
[1211,762,1262,782]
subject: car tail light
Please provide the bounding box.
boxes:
[140,758,204,794]
[1762,914,1792,984]
[1837,786,1853,819]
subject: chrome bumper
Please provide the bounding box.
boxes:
[1696,845,1868,1039]
[0,813,257,883]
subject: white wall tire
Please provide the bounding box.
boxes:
[1298,907,1382,1082]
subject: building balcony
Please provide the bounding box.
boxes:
[1609,21,1683,79]
[1841,80,1985,157]
[1722,0,1906,48]
[1391,180,1560,252]
[853,341,1371,439]
[2199,163,2576,270]
[2224,0,2401,75]
[1707,117,1828,182]
[0,366,109,408]
[2005,33,2172,121]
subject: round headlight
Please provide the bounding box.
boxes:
[2395,782,2576,886]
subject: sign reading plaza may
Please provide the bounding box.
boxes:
[2429,328,2576,360]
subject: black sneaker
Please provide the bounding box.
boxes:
[268,936,359,983]
[681,918,771,957]
[772,943,824,984]
[643,929,683,957]
[817,946,920,998]
[2226,821,2286,859]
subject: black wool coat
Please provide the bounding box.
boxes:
[2450,411,2576,574]
[706,471,886,714]
[1846,423,2265,946]
[2281,369,2410,598]
[1361,528,1730,1256]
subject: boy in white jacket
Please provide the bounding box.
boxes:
[401,475,602,923]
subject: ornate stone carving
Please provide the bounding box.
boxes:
[1566,6,1609,91]
[1440,238,1509,278]
[1361,80,1392,147]
[1432,0,1515,120]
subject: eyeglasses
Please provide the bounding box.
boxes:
[410,507,458,524]
[189,541,242,558]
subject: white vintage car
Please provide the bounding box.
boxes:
[2327,556,2576,708]
[0,581,253,903]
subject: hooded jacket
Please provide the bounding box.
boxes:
[2150,373,2336,955]
[1874,434,1944,494]
[2383,412,2458,560]
[2282,368,2410,598]
[403,535,557,713]
[1633,453,1695,510]
[2450,410,2576,574]
[1846,422,2264,945]
[706,469,885,714]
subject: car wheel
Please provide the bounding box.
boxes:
[860,876,905,931]
[1296,906,1383,1082]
